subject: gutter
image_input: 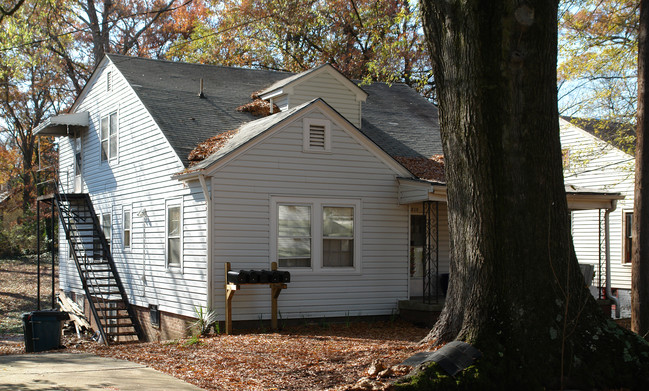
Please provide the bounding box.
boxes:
[198,174,213,312]
[604,200,621,318]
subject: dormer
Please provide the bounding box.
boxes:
[257,64,368,128]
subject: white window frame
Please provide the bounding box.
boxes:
[123,206,132,249]
[100,111,118,163]
[165,199,183,270]
[271,197,361,274]
[303,118,331,153]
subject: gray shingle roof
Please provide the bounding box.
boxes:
[108,54,442,168]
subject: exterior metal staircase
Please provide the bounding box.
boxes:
[54,189,143,344]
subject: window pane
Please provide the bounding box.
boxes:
[109,134,117,158]
[168,237,180,266]
[124,231,131,248]
[110,113,118,136]
[279,205,310,236]
[102,213,111,244]
[323,239,353,267]
[101,117,109,140]
[124,210,131,229]
[168,206,180,237]
[101,140,108,161]
[323,207,353,237]
[278,237,311,258]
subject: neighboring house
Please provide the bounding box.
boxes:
[560,118,636,317]
[34,55,621,341]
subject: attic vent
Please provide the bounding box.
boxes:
[303,118,331,152]
[309,124,326,149]
[106,71,112,92]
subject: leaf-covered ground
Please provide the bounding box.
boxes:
[0,257,431,390]
[0,256,58,334]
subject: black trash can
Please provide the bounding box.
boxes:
[22,310,69,353]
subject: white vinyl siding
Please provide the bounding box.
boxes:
[561,119,634,290]
[290,72,362,127]
[56,59,207,318]
[209,108,408,321]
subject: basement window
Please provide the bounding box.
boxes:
[303,118,331,152]
[149,304,160,328]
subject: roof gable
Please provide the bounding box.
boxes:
[177,99,412,179]
[258,64,367,103]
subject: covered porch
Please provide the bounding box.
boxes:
[396,178,624,325]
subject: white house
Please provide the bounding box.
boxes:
[34,55,621,341]
[560,118,636,318]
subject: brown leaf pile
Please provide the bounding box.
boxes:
[0,257,430,390]
[395,155,445,183]
[236,99,281,117]
[56,321,427,390]
[188,129,239,165]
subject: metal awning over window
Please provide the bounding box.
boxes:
[33,112,89,136]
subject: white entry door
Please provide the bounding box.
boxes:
[73,136,82,193]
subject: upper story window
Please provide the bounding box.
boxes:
[303,118,331,153]
[100,112,118,162]
[273,197,360,272]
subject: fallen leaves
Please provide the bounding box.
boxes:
[1,257,430,390]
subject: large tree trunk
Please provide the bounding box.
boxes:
[401,0,649,388]
[633,0,649,339]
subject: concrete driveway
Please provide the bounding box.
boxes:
[0,352,202,390]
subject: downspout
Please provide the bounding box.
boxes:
[604,200,621,318]
[199,174,213,311]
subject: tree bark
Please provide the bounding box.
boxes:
[633,0,649,338]
[403,0,649,388]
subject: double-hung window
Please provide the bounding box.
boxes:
[166,201,182,268]
[123,207,131,249]
[273,198,360,272]
[322,206,354,267]
[100,112,118,162]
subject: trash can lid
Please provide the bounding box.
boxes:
[29,310,70,320]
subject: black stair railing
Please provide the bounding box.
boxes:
[48,177,143,344]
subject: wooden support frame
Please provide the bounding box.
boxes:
[224,261,287,335]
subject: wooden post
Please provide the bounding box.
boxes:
[224,262,238,335]
[225,261,287,334]
[270,262,287,330]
